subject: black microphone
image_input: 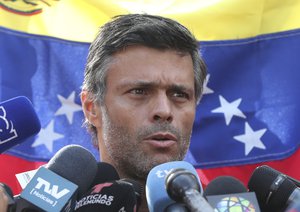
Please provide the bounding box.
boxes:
[91,162,120,186]
[248,165,300,212]
[120,178,143,211]
[165,168,214,212]
[45,144,98,197]
[0,183,15,212]
[75,162,141,212]
[74,179,140,212]
[204,176,261,212]
[16,144,98,212]
[0,96,41,153]
[121,178,144,211]
[204,176,247,196]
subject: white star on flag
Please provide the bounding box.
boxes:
[212,95,246,125]
[203,74,214,95]
[55,91,82,124]
[32,120,64,152]
[233,122,267,156]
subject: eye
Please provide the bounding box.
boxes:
[172,91,190,100]
[129,88,148,95]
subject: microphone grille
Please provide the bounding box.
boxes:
[248,165,297,211]
[203,176,247,197]
[46,145,98,196]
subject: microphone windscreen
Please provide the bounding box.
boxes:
[45,144,98,196]
[204,176,247,197]
[248,165,297,211]
[0,96,41,153]
[91,162,120,185]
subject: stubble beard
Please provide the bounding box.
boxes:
[101,106,191,180]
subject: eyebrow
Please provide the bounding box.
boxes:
[118,80,194,94]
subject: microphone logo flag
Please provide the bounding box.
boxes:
[206,192,260,212]
[216,196,255,212]
[91,182,113,194]
[0,106,18,144]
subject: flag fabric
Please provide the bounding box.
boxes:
[1,0,300,195]
[193,28,300,183]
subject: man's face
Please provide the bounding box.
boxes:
[94,46,196,179]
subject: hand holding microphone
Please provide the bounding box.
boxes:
[0,183,14,212]
[0,183,16,212]
[0,187,8,212]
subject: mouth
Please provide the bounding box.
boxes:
[144,132,177,148]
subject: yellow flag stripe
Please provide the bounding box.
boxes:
[1,0,300,42]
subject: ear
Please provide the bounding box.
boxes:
[81,90,102,128]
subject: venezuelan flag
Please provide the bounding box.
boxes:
[1,0,300,195]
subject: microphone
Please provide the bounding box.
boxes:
[285,199,300,212]
[0,183,15,212]
[165,168,214,212]
[204,176,261,212]
[145,161,205,212]
[75,161,141,212]
[165,203,189,212]
[91,162,120,186]
[204,176,247,196]
[74,179,140,212]
[0,96,41,153]
[17,144,98,211]
[248,165,300,212]
[120,178,143,210]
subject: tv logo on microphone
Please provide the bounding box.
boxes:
[0,106,18,144]
[34,177,70,199]
[21,167,78,211]
[155,169,173,178]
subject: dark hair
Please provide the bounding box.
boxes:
[82,14,207,145]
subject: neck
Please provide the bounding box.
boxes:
[136,179,149,212]
[138,193,149,212]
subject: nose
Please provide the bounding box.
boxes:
[151,93,173,123]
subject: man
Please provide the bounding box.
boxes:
[81,14,207,211]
